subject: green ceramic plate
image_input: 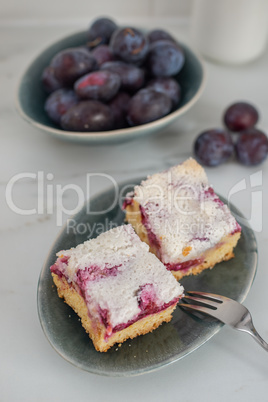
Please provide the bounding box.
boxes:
[16,31,205,144]
[37,178,257,376]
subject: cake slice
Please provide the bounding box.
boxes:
[123,158,241,281]
[50,224,184,352]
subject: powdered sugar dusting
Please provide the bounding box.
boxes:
[57,224,149,281]
[53,224,183,328]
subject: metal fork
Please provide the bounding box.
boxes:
[180,291,268,351]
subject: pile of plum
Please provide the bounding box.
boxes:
[194,102,268,166]
[42,17,185,132]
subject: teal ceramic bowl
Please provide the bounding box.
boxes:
[16,31,206,144]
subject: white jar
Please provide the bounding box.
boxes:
[191,0,268,64]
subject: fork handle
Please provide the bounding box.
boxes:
[234,311,268,352]
[246,326,268,352]
[238,322,268,352]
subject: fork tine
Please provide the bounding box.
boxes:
[179,303,220,318]
[183,295,220,309]
[187,291,228,302]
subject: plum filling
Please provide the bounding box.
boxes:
[139,205,161,253]
[138,283,157,311]
[75,264,121,301]
[122,197,134,209]
[111,297,179,335]
[232,221,242,234]
[51,257,121,298]
[165,258,203,272]
[204,186,216,198]
[50,255,70,278]
[204,186,228,207]
[99,295,180,340]
[76,264,120,287]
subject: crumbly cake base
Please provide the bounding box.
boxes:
[52,273,177,352]
[125,200,241,281]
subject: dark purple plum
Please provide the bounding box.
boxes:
[146,77,181,107]
[235,128,268,165]
[60,100,114,132]
[41,66,62,93]
[146,40,185,77]
[44,89,78,124]
[108,92,131,128]
[74,70,121,101]
[194,129,234,167]
[127,88,172,126]
[91,45,115,66]
[100,61,144,92]
[87,17,117,48]
[50,47,98,86]
[110,27,149,64]
[224,102,259,132]
[147,29,176,44]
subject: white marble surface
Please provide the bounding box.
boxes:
[1,0,192,22]
[1,19,268,402]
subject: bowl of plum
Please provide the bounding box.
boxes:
[16,17,205,144]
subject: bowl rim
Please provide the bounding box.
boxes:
[15,30,207,142]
